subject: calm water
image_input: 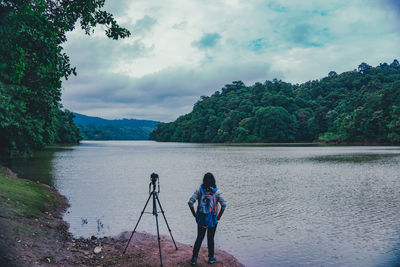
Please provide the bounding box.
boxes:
[4,141,400,267]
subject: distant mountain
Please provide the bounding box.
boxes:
[73,113,160,140]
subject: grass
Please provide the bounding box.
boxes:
[0,173,59,217]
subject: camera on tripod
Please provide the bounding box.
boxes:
[150,172,160,193]
[124,172,178,266]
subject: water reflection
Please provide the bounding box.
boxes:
[1,146,72,185]
[310,153,400,163]
[3,142,400,267]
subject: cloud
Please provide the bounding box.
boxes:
[192,33,222,49]
[69,40,150,71]
[62,58,278,121]
[172,21,187,30]
[249,38,268,52]
[290,24,312,44]
[287,24,326,47]
[133,15,157,36]
[61,0,400,122]
[267,2,288,13]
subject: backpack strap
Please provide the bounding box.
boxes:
[198,187,204,203]
[200,187,205,196]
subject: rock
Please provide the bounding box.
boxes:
[94,246,102,254]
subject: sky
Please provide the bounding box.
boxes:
[62,0,400,122]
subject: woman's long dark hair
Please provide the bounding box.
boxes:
[201,172,216,190]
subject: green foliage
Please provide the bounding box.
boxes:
[77,124,155,140]
[0,0,130,155]
[55,110,81,144]
[254,106,297,142]
[388,105,400,142]
[150,61,400,144]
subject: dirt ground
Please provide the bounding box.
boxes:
[0,168,243,267]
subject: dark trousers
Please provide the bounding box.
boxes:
[192,225,217,258]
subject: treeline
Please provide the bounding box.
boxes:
[150,61,400,144]
[78,125,155,140]
[73,113,159,140]
[0,0,129,155]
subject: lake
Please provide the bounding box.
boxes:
[4,141,400,267]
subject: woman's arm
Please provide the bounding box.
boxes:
[217,190,226,220]
[189,206,196,217]
[188,189,200,217]
[217,208,224,220]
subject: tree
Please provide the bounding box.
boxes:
[295,108,313,141]
[55,109,81,144]
[391,59,399,67]
[358,62,372,74]
[328,71,337,77]
[388,105,400,143]
[254,106,297,142]
[149,60,400,144]
[0,0,130,155]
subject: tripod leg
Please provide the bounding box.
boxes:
[155,193,178,250]
[123,193,152,254]
[153,192,163,266]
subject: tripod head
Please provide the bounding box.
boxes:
[149,172,160,193]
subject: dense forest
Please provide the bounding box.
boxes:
[73,113,159,140]
[0,0,130,155]
[150,61,400,144]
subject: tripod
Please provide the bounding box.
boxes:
[123,175,178,267]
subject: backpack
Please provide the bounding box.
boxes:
[196,187,218,228]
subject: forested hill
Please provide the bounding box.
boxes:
[73,113,159,140]
[150,60,400,144]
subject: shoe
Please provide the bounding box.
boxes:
[190,257,197,265]
[208,257,217,264]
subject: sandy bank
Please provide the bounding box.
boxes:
[0,167,243,266]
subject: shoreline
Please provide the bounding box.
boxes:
[79,139,400,146]
[0,167,243,266]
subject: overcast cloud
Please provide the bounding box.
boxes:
[62,0,400,122]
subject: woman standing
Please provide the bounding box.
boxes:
[188,172,226,265]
